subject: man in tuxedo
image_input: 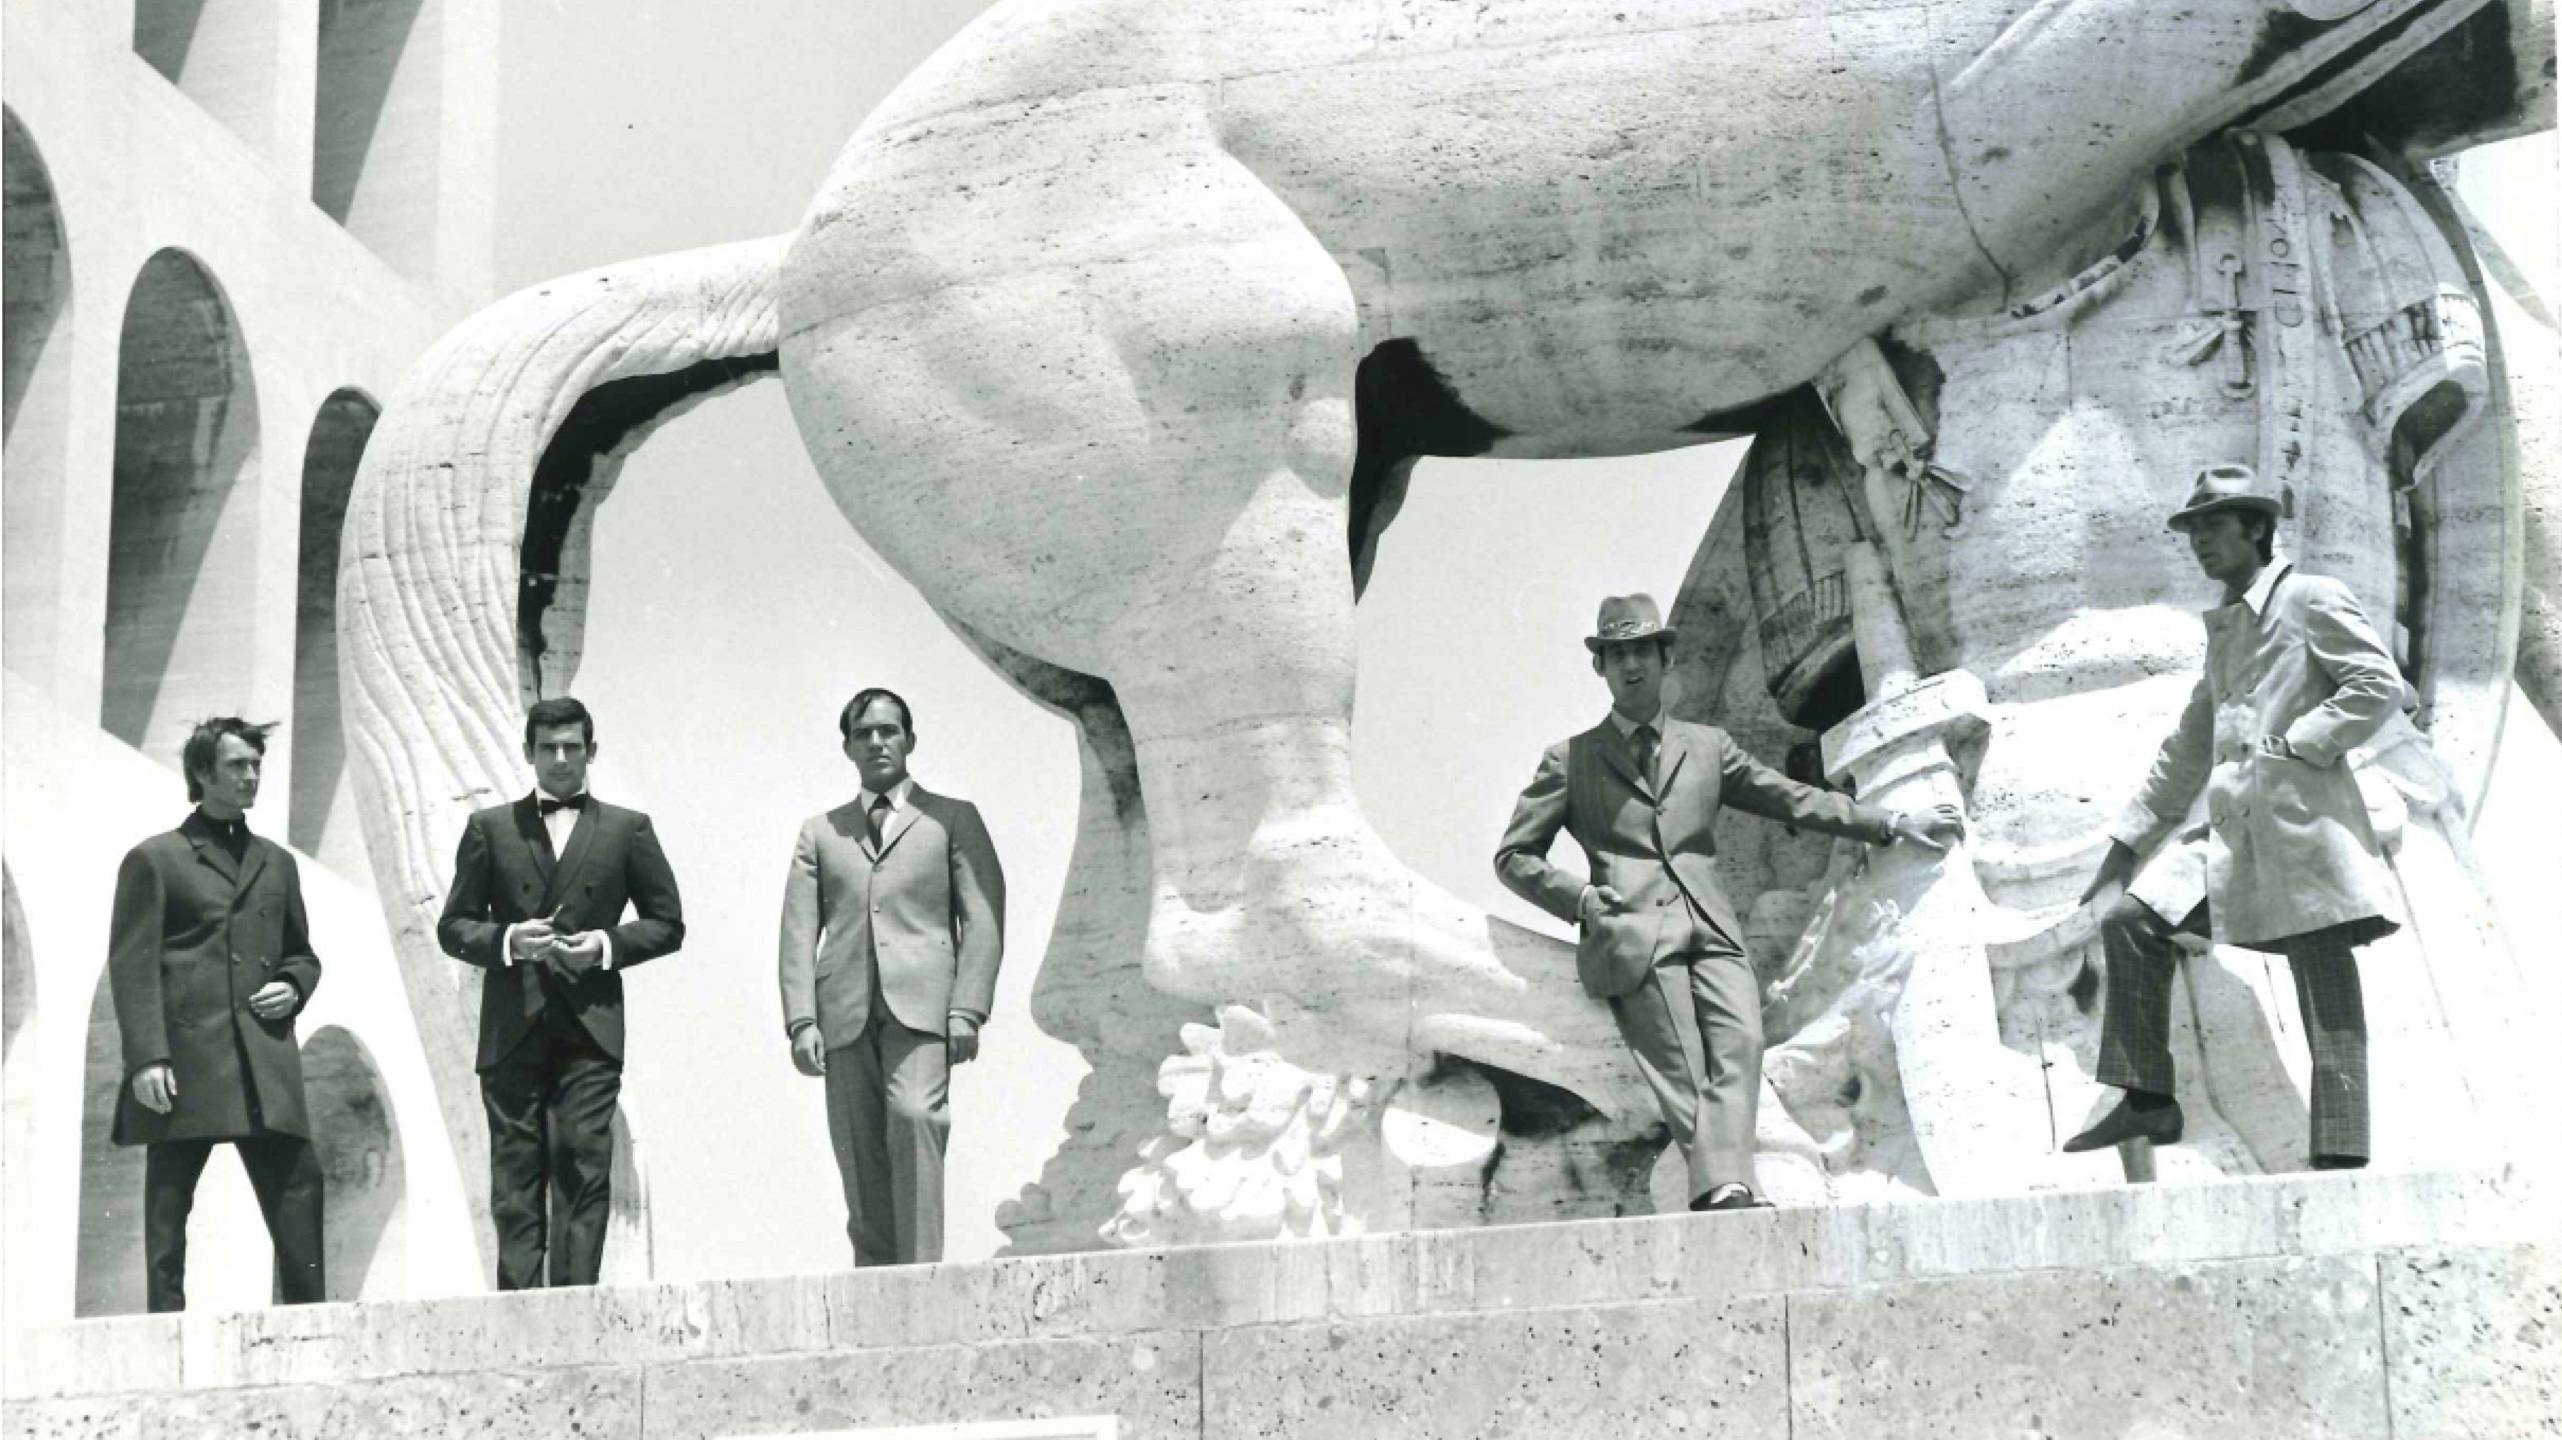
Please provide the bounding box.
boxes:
[2066,466,2407,1168]
[110,717,326,1311]
[437,696,684,1288]
[778,688,1005,1265]
[1496,594,1960,1211]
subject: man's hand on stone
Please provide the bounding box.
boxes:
[2079,839,2139,908]
[1892,804,1965,851]
[130,1062,177,1114]
[790,1025,828,1078]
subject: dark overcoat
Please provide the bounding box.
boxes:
[108,813,323,1145]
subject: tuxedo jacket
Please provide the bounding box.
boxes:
[436,795,685,1071]
[108,813,323,1146]
[1497,716,1893,998]
[778,785,1005,1044]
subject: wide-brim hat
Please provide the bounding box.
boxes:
[1585,593,1677,652]
[2166,463,2283,532]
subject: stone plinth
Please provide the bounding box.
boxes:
[8,1170,2553,1438]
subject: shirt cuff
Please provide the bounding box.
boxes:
[499,921,522,966]
[948,1009,986,1028]
[598,931,616,972]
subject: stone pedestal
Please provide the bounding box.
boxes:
[8,1170,2552,1439]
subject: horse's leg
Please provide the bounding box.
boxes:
[783,99,1638,1113]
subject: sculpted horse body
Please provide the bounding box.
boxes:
[344,0,2557,1252]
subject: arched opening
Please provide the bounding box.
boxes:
[3,861,37,1329]
[300,1026,405,1301]
[4,109,75,688]
[74,964,147,1316]
[291,390,380,869]
[131,0,284,158]
[313,0,439,276]
[103,250,263,764]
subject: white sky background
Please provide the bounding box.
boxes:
[493,0,2561,1277]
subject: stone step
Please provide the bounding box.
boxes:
[7,1168,2555,1438]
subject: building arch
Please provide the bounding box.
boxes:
[291,389,381,868]
[3,860,36,1329]
[4,108,76,689]
[103,248,264,765]
[74,964,146,1316]
[313,0,438,276]
[300,1025,406,1300]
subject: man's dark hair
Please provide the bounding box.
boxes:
[524,696,596,748]
[182,718,276,802]
[839,688,916,740]
[2242,510,2276,563]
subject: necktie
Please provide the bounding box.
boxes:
[1633,724,1660,790]
[865,794,892,851]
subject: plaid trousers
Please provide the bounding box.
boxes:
[2095,895,2371,1161]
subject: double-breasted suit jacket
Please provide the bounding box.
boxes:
[108,813,323,1146]
[779,785,1004,1043]
[436,795,686,1071]
[1497,716,1895,998]
[2110,562,2408,951]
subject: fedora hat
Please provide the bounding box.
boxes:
[2166,463,2283,532]
[1584,593,1677,652]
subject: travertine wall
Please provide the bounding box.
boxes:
[7,1170,2553,1437]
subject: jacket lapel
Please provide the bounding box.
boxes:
[181,813,240,889]
[1654,724,1694,798]
[1594,721,1655,801]
[234,833,272,899]
[511,796,559,896]
[873,786,927,862]
[544,800,603,914]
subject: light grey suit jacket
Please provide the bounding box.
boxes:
[778,785,1005,1043]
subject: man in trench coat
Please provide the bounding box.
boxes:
[2068,465,2409,1168]
[109,717,326,1311]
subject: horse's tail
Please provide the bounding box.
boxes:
[336,233,789,1278]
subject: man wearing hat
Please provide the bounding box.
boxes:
[1497,593,1962,1211]
[2066,464,2409,1168]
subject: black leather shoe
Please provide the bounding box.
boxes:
[1690,1184,1778,1212]
[2062,1095,2184,1153]
[2310,1154,2368,1171]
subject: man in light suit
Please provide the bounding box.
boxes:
[2067,465,2408,1168]
[437,696,685,1288]
[779,688,1005,1266]
[110,717,326,1311]
[1497,595,1960,1211]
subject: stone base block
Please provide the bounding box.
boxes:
[6,1170,2555,1438]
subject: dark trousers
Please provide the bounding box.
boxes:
[143,1133,325,1312]
[2096,895,2371,1160]
[481,992,621,1289]
[1608,910,1763,1200]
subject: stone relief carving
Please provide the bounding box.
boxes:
[338,0,2557,1248]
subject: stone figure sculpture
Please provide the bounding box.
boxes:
[341,0,2556,1256]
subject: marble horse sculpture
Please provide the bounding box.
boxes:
[340,0,2557,1257]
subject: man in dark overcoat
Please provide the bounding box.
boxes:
[109,717,326,1311]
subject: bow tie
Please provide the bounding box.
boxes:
[537,793,588,816]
